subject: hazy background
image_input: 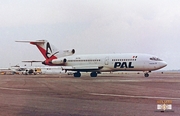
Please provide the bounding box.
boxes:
[0,0,179,70]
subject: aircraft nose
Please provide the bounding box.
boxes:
[160,61,167,68]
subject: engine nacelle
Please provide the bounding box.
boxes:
[63,49,75,56]
[51,58,67,65]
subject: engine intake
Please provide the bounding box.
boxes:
[63,49,75,56]
[71,49,75,54]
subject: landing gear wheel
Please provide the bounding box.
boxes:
[74,72,81,77]
[144,73,149,77]
[90,72,97,77]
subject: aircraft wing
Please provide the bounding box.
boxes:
[62,65,103,71]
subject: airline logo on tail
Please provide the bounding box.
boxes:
[29,40,58,60]
[16,40,58,60]
[46,42,52,58]
[45,42,59,59]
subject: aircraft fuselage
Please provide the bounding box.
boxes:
[51,53,167,73]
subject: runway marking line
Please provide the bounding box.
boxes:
[0,87,32,91]
[89,93,180,100]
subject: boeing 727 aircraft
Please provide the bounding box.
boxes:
[16,40,167,77]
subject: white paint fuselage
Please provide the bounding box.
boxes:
[52,53,167,72]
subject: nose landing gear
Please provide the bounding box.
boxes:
[144,73,149,77]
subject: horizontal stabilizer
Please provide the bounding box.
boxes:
[15,40,46,45]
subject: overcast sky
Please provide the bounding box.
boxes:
[0,0,180,70]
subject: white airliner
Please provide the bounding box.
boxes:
[16,40,167,77]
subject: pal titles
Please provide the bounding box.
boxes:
[114,62,134,68]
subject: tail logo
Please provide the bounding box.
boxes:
[46,42,53,58]
[45,42,59,59]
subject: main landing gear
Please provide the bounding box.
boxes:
[73,72,98,77]
[90,72,97,77]
[74,71,81,77]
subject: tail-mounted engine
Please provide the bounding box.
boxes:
[52,58,67,65]
[42,58,67,65]
[63,49,75,56]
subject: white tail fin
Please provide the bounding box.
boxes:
[16,40,75,60]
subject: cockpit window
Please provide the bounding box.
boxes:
[150,57,162,61]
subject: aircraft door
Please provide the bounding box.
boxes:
[104,57,109,65]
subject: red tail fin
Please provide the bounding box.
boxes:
[16,40,58,60]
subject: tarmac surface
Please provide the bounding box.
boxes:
[0,72,180,116]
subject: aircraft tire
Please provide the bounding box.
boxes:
[144,73,149,77]
[90,72,97,77]
[74,72,81,77]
